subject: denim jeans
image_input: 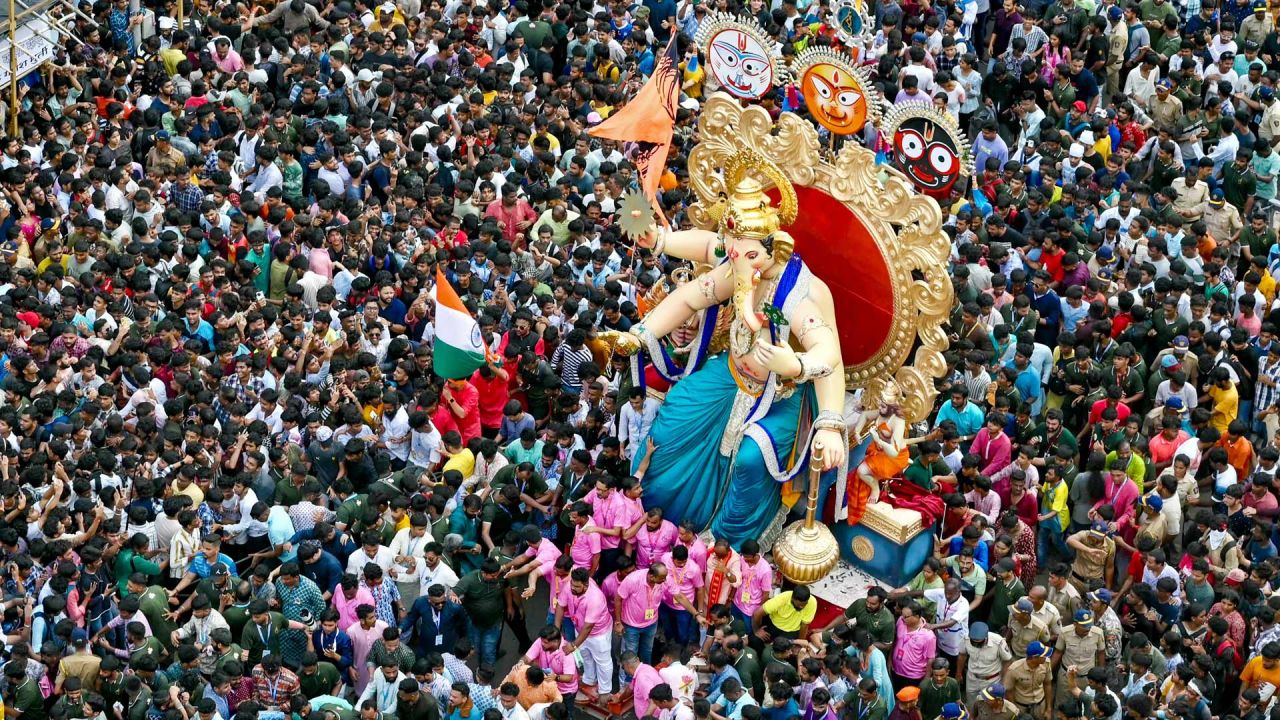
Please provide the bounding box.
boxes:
[469,622,503,666]
[731,604,754,635]
[659,605,697,647]
[1038,520,1073,563]
[547,612,577,643]
[622,622,657,664]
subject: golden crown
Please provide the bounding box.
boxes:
[707,149,798,241]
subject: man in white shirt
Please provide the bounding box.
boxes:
[923,578,969,658]
[389,514,432,607]
[618,387,660,458]
[358,659,409,714]
[346,533,397,579]
[419,543,461,594]
[379,394,412,467]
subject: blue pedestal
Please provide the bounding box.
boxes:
[830,516,933,588]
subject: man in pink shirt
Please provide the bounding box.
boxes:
[602,557,636,607]
[615,563,669,663]
[621,651,665,718]
[345,604,387,696]
[891,601,937,687]
[523,625,579,698]
[660,545,707,647]
[333,575,376,631]
[558,567,615,701]
[629,508,678,569]
[970,413,1012,476]
[567,501,603,575]
[504,526,563,598]
[732,540,772,634]
[674,521,708,574]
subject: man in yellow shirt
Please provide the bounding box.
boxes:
[752,587,818,642]
[1205,367,1240,435]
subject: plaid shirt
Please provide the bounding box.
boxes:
[468,683,500,714]
[172,183,204,214]
[222,374,267,406]
[252,667,301,710]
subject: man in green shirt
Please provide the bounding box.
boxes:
[240,599,307,668]
[985,558,1027,633]
[5,660,46,720]
[126,576,178,653]
[905,442,942,491]
[114,534,164,594]
[299,652,344,697]
[453,561,506,665]
[917,659,962,720]
[815,587,895,650]
[727,637,763,699]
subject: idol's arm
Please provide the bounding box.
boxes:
[636,223,721,265]
[636,262,732,338]
[750,285,846,471]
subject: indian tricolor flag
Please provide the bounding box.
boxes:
[432,267,490,379]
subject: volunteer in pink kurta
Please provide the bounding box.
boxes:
[346,604,387,696]
[567,502,603,575]
[732,540,773,634]
[615,563,670,664]
[660,546,706,647]
[333,575,376,631]
[523,625,580,698]
[503,526,563,598]
[891,601,938,690]
[559,568,616,700]
[621,651,666,719]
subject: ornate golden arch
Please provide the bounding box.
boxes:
[684,93,953,422]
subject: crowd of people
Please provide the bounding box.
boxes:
[8,0,1280,719]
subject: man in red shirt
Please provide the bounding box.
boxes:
[442,376,482,445]
[471,360,511,439]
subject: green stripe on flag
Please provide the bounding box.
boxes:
[434,340,486,380]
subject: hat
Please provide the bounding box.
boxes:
[1089,520,1113,537]
[983,684,1006,700]
[940,704,967,720]
[158,15,175,29]
[1097,246,1114,261]
[1074,609,1095,626]
[1108,4,1123,18]
[1069,143,1085,158]
[1264,86,1277,100]
[71,628,89,644]
[1227,568,1249,585]
[897,688,921,702]
[1173,335,1190,352]
[211,563,230,578]
[1027,641,1053,659]
[1087,588,1113,603]
[1014,597,1034,612]
[315,426,334,443]
[1156,78,1172,90]
[1080,130,1096,145]
[356,68,377,82]
[15,311,38,328]
[156,130,171,140]
[1165,395,1186,411]
[1160,355,1181,369]
[1255,0,1266,9]
[912,31,927,43]
[1210,189,1226,205]
[969,622,990,641]
[1141,494,1164,511]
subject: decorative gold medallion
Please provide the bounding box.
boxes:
[852,536,876,561]
[618,190,657,239]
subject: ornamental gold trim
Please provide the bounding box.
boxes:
[686,92,953,423]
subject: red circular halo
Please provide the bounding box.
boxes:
[765,186,893,367]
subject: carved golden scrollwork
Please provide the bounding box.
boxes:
[685,93,954,422]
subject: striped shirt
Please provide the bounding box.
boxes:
[1256,354,1280,413]
[551,343,594,393]
[1009,23,1049,54]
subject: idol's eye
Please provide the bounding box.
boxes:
[898,130,924,160]
[813,76,833,99]
[711,42,741,68]
[838,90,861,107]
[928,144,957,174]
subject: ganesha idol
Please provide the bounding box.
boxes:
[603,96,953,586]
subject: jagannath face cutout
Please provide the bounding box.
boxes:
[796,49,874,135]
[883,106,972,199]
[696,13,776,100]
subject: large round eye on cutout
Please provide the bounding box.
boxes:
[898,130,924,160]
[928,144,957,174]
[813,77,833,99]
[742,58,765,75]
[837,90,859,106]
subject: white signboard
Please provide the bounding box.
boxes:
[0,17,58,91]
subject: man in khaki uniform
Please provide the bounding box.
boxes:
[1066,524,1117,594]
[1006,598,1052,658]
[1205,193,1244,246]
[960,622,1012,708]
[1260,90,1280,147]
[1027,587,1061,635]
[1105,8,1128,101]
[145,131,185,178]
[972,683,1019,720]
[1004,641,1053,720]
[1242,0,1270,46]
[1046,566,1081,629]
[1052,610,1107,701]
[1147,81,1183,129]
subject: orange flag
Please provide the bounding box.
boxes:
[588,35,681,221]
